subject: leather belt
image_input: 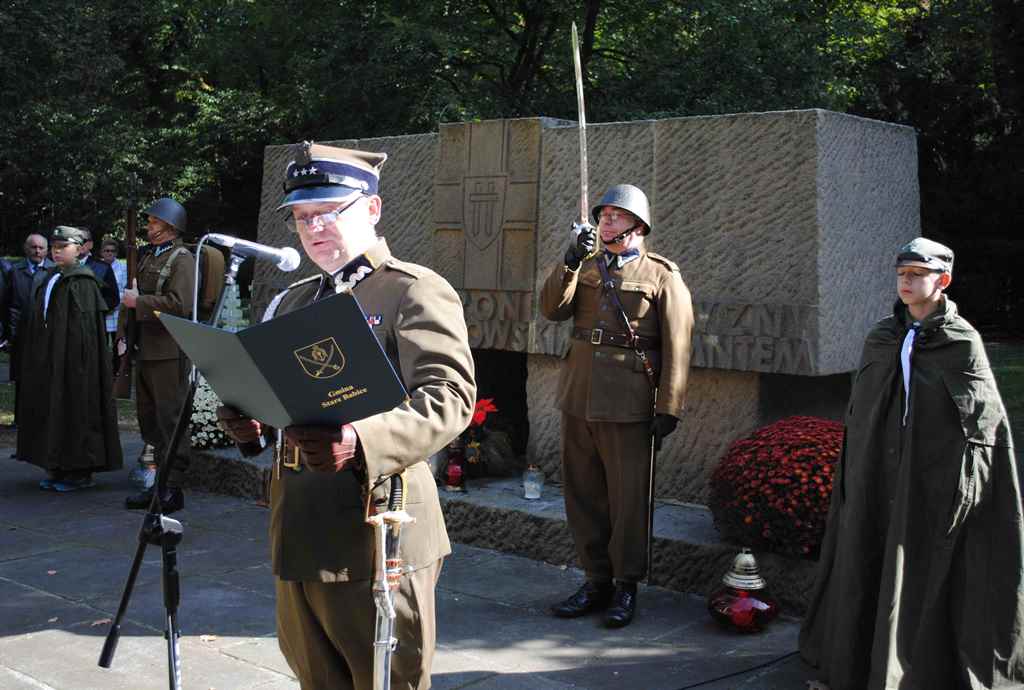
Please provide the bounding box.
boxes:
[571,327,659,350]
[278,440,303,474]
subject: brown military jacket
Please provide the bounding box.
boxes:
[117,239,196,361]
[540,249,693,422]
[267,239,475,582]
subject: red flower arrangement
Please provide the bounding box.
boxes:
[708,415,844,559]
[471,398,498,427]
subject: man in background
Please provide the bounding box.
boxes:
[77,227,120,313]
[6,233,54,431]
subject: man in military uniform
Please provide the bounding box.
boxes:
[217,143,475,690]
[117,198,195,513]
[541,184,693,628]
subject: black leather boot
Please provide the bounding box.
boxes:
[603,582,637,628]
[125,486,185,514]
[551,581,614,618]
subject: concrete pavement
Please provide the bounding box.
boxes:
[0,432,816,689]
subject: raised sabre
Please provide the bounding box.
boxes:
[571,22,589,226]
[571,22,603,262]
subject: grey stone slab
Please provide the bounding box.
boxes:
[0,544,150,604]
[653,502,719,546]
[0,524,64,562]
[439,545,581,612]
[218,636,295,679]
[0,665,60,690]
[437,590,604,673]
[207,563,277,600]
[0,620,288,690]
[171,522,269,577]
[250,676,301,690]
[0,578,105,635]
[696,651,815,689]
[439,671,577,690]
[89,574,279,644]
[429,647,496,689]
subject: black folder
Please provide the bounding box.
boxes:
[159,293,408,429]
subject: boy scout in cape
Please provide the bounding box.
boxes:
[218,142,476,690]
[541,184,693,627]
[800,238,1024,689]
[16,225,123,490]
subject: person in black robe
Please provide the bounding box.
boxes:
[800,237,1024,689]
[16,226,123,491]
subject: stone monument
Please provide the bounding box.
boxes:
[253,110,919,503]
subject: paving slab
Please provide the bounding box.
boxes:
[1,432,817,689]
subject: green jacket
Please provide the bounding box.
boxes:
[16,265,123,473]
[800,296,1023,689]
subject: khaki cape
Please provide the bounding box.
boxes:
[800,297,1024,689]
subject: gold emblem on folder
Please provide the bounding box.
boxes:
[294,337,346,379]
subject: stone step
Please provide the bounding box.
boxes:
[186,445,819,616]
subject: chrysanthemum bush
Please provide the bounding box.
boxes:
[190,374,234,450]
[709,416,844,559]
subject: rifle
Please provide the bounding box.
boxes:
[113,176,139,399]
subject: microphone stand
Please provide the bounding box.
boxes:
[99,251,247,689]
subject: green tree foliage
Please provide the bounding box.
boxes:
[0,0,1018,327]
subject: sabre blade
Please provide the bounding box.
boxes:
[571,22,588,225]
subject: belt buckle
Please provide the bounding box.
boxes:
[282,446,301,471]
[590,328,603,345]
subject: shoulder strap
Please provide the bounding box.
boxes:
[155,247,192,296]
[595,258,658,389]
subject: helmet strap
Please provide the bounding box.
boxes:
[607,223,643,245]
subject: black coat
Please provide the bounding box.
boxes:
[15,265,123,473]
[6,257,53,381]
[83,255,120,312]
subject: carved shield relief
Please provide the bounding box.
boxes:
[462,175,508,252]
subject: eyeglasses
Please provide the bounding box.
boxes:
[285,196,365,233]
[597,210,637,225]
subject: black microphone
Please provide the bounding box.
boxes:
[205,234,301,272]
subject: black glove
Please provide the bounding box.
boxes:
[564,221,596,270]
[650,414,679,452]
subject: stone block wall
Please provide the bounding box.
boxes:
[255,109,919,503]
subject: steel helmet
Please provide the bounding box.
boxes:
[143,197,187,235]
[591,184,652,235]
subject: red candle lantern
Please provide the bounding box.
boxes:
[707,548,779,633]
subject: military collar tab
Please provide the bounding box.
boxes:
[605,248,641,269]
[153,240,177,256]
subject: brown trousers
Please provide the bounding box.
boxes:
[561,412,652,584]
[136,356,190,486]
[276,559,442,690]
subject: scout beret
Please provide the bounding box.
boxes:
[278,142,387,210]
[51,225,89,245]
[896,237,954,274]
